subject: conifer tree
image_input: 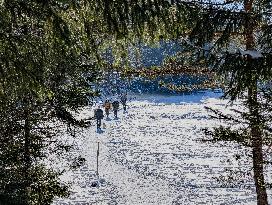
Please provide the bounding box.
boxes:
[0,1,101,204]
[165,1,272,204]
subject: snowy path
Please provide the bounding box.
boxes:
[53,96,271,205]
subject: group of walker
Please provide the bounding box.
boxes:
[94,93,127,130]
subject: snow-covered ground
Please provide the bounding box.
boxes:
[53,93,272,205]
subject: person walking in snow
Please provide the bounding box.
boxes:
[112,99,120,119]
[120,93,127,112]
[103,99,111,118]
[94,104,104,129]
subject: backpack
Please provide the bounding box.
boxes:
[94,108,104,119]
[112,101,119,110]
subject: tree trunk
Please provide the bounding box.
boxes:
[24,113,31,174]
[23,107,31,204]
[244,1,268,204]
[248,82,268,205]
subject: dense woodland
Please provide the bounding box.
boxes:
[0,0,272,204]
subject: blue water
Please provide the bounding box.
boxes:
[131,89,223,104]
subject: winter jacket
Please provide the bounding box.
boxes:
[94,108,104,119]
[120,95,127,104]
[112,101,119,110]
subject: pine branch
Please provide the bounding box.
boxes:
[204,106,246,124]
[203,126,251,147]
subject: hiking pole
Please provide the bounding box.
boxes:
[96,141,100,179]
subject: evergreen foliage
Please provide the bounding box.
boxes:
[0,0,195,204]
[1,0,271,204]
[169,1,272,204]
[0,1,100,204]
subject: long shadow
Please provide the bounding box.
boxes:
[105,117,112,121]
[96,128,104,134]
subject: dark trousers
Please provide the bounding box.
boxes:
[113,110,118,118]
[105,108,110,117]
[96,119,102,129]
[122,103,126,111]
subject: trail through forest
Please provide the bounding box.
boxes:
[53,94,272,205]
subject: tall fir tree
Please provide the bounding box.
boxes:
[0,1,101,204]
[166,1,272,204]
